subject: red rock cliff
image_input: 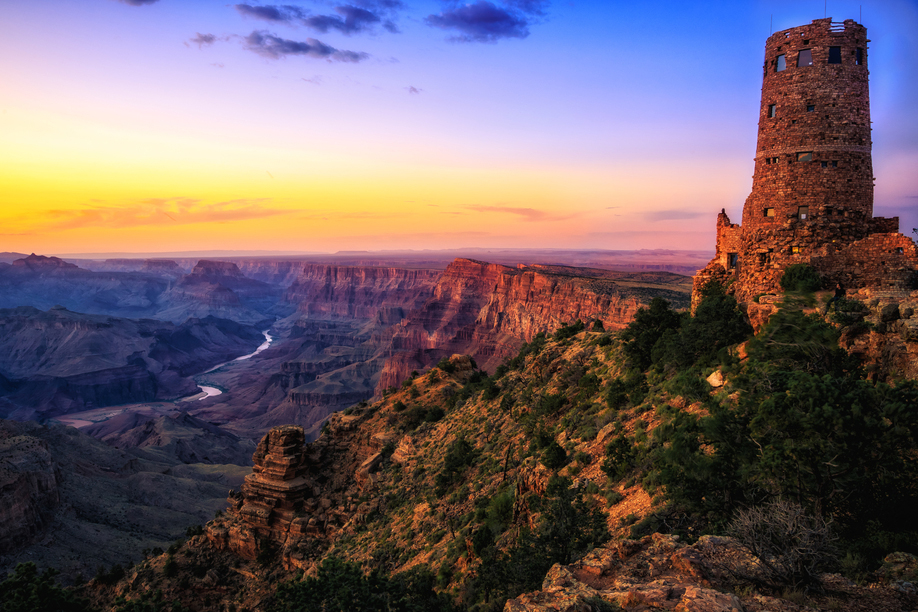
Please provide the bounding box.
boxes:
[376,259,648,391]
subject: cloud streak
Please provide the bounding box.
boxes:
[235,4,306,23]
[244,30,369,61]
[117,0,159,5]
[643,210,708,222]
[465,204,579,222]
[235,3,401,34]
[37,198,290,230]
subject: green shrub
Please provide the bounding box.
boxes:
[554,320,585,341]
[541,441,568,470]
[780,264,822,292]
[270,557,458,612]
[0,562,92,612]
[830,298,869,326]
[601,435,636,481]
[436,358,456,374]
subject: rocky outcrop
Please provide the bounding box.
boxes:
[189,260,245,278]
[505,534,749,611]
[10,253,79,272]
[282,264,440,320]
[219,426,312,560]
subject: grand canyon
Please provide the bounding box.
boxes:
[3,5,918,612]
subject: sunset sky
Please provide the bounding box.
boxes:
[2,0,917,255]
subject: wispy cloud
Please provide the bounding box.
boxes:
[426,0,548,43]
[117,0,159,5]
[37,198,290,230]
[244,30,369,61]
[187,33,217,48]
[465,204,576,222]
[406,86,422,94]
[643,210,708,222]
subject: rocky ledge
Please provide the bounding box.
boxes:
[506,533,917,612]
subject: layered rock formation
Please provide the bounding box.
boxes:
[217,426,311,560]
[281,264,440,320]
[377,259,690,390]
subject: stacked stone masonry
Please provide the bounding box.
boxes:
[693,18,918,306]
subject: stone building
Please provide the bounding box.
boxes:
[693,18,918,306]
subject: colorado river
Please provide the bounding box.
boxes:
[194,330,273,399]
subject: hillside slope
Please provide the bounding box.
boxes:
[81,297,918,611]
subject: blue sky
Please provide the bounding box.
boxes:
[1,0,916,254]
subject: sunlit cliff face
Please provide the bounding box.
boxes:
[2,0,916,255]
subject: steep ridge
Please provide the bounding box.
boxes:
[84,315,918,612]
[0,307,264,420]
[376,259,691,391]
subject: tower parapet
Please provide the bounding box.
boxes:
[693,18,917,307]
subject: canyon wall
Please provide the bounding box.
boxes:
[0,307,265,419]
[282,264,441,320]
[375,259,678,391]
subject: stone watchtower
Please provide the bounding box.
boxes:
[694,18,917,306]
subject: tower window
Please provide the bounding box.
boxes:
[821,161,828,168]
[896,247,905,255]
[856,48,864,65]
[797,49,813,67]
[807,104,815,112]
[798,206,809,220]
[828,46,842,64]
[728,253,738,269]
[832,161,838,168]
[768,104,777,117]
[764,208,775,218]
[792,246,801,254]
[776,54,786,72]
[797,151,813,162]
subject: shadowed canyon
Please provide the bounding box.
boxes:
[0,249,697,581]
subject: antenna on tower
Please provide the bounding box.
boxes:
[825,0,827,18]
[770,14,773,34]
